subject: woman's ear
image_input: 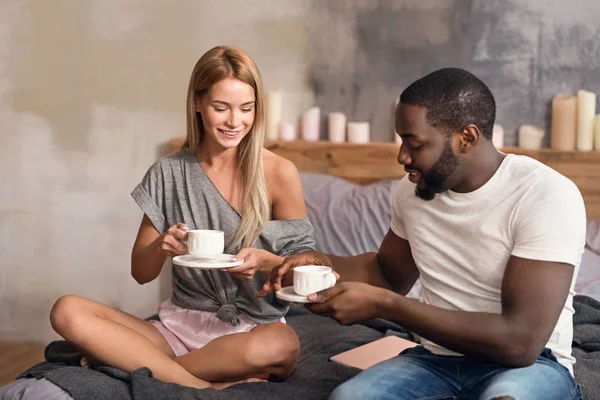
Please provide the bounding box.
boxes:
[194,95,202,113]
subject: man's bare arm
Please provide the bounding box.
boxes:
[374,256,573,367]
[262,229,419,295]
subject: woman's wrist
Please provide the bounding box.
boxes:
[258,249,284,274]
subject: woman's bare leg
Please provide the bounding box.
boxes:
[49,295,235,389]
[176,322,300,382]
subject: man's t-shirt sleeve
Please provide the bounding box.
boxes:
[511,175,586,267]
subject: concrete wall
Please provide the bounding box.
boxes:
[310,0,600,144]
[1,0,598,343]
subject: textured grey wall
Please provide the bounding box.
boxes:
[309,0,600,145]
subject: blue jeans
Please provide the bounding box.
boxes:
[329,346,581,400]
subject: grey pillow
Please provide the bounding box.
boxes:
[300,172,399,256]
[587,220,600,254]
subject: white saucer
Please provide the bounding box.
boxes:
[172,254,243,269]
[275,286,315,303]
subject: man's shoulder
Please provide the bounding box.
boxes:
[506,155,584,211]
[509,155,579,194]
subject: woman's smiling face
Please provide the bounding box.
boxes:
[196,76,256,149]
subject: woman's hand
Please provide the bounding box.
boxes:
[154,223,189,257]
[225,248,268,280]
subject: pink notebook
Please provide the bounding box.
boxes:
[329,335,418,370]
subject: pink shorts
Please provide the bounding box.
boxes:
[150,299,285,357]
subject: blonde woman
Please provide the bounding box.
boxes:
[49,46,315,390]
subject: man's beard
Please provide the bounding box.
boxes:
[415,143,458,201]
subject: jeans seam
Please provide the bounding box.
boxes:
[570,383,583,400]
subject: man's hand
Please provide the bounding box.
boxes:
[305,282,388,325]
[258,251,332,296]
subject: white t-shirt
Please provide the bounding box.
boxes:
[390,154,586,373]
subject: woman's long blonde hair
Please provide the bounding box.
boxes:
[185,46,270,251]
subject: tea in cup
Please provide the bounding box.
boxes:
[186,230,224,257]
[293,265,337,296]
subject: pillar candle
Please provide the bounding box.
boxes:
[518,125,545,149]
[394,98,402,144]
[265,91,282,141]
[492,124,504,148]
[347,122,370,144]
[577,89,596,151]
[550,93,577,151]
[301,107,320,142]
[328,112,346,143]
[279,121,296,142]
[595,114,600,151]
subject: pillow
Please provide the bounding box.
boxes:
[300,172,399,256]
[587,220,600,254]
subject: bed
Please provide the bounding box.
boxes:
[2,140,600,400]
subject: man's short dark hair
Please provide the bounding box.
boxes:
[400,68,496,139]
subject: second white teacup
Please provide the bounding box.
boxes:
[293,265,337,296]
[186,230,224,257]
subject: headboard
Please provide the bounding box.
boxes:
[169,138,600,220]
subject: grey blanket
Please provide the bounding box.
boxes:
[572,294,600,399]
[17,296,600,400]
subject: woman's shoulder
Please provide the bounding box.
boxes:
[262,149,307,220]
[263,149,301,187]
[141,149,193,181]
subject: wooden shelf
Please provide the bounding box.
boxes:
[169,138,600,220]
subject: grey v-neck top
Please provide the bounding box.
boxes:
[131,149,316,323]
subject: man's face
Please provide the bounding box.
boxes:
[395,103,459,201]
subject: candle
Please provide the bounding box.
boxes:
[328,112,346,143]
[595,115,600,151]
[492,124,504,148]
[550,93,577,151]
[577,89,596,151]
[301,107,320,142]
[518,125,545,149]
[265,91,282,141]
[279,121,296,142]
[347,122,370,144]
[394,98,402,144]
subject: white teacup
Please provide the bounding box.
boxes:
[186,230,224,257]
[293,265,337,296]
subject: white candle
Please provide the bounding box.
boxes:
[328,112,346,143]
[347,122,370,144]
[595,114,600,151]
[265,91,282,141]
[394,98,402,144]
[551,93,577,151]
[301,107,320,142]
[492,124,504,148]
[518,125,545,149]
[279,121,296,142]
[577,89,596,151]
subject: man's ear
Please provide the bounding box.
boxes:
[458,124,480,153]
